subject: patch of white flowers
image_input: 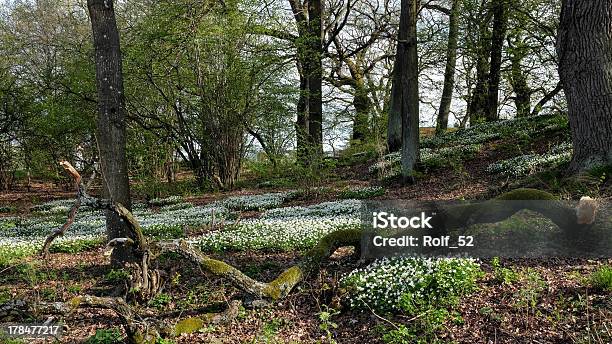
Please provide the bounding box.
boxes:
[1,191,356,259]
[422,113,567,149]
[340,257,482,312]
[150,195,184,206]
[0,202,230,257]
[486,142,572,177]
[198,199,362,251]
[369,144,482,176]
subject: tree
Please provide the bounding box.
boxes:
[391,0,420,180]
[306,0,324,158]
[485,0,508,121]
[466,0,493,124]
[87,0,133,265]
[326,0,396,145]
[557,0,612,172]
[436,0,461,134]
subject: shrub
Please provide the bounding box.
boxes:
[341,257,483,312]
[491,257,518,284]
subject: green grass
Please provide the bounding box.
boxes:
[589,265,612,292]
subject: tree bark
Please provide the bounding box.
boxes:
[557,0,612,172]
[352,78,372,142]
[306,0,324,158]
[387,57,403,152]
[467,3,492,124]
[296,72,309,163]
[507,30,532,117]
[486,0,508,122]
[436,0,460,135]
[392,0,420,181]
[87,0,133,266]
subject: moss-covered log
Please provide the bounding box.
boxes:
[156,228,362,300]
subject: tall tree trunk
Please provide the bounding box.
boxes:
[557,0,612,172]
[436,0,460,134]
[508,38,531,117]
[468,4,492,124]
[87,0,133,266]
[306,0,323,158]
[296,65,309,164]
[486,0,507,122]
[393,0,420,181]
[387,57,403,152]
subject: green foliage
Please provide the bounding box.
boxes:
[148,293,172,310]
[513,269,546,311]
[0,206,15,213]
[589,265,612,292]
[49,237,104,254]
[105,269,130,284]
[317,305,339,344]
[0,245,35,268]
[339,186,385,199]
[84,328,123,344]
[491,257,519,284]
[142,223,184,240]
[132,179,206,200]
[155,339,176,344]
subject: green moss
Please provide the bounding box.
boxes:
[495,188,558,201]
[306,229,361,264]
[264,266,304,299]
[69,296,82,309]
[174,317,204,335]
[203,258,233,274]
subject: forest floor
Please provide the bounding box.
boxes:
[1,116,611,343]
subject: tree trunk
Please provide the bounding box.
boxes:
[557,0,612,172]
[486,0,507,122]
[468,5,492,124]
[436,0,460,134]
[296,72,309,163]
[306,0,323,159]
[352,78,372,142]
[394,0,420,181]
[87,0,133,266]
[387,57,403,152]
[508,46,531,117]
